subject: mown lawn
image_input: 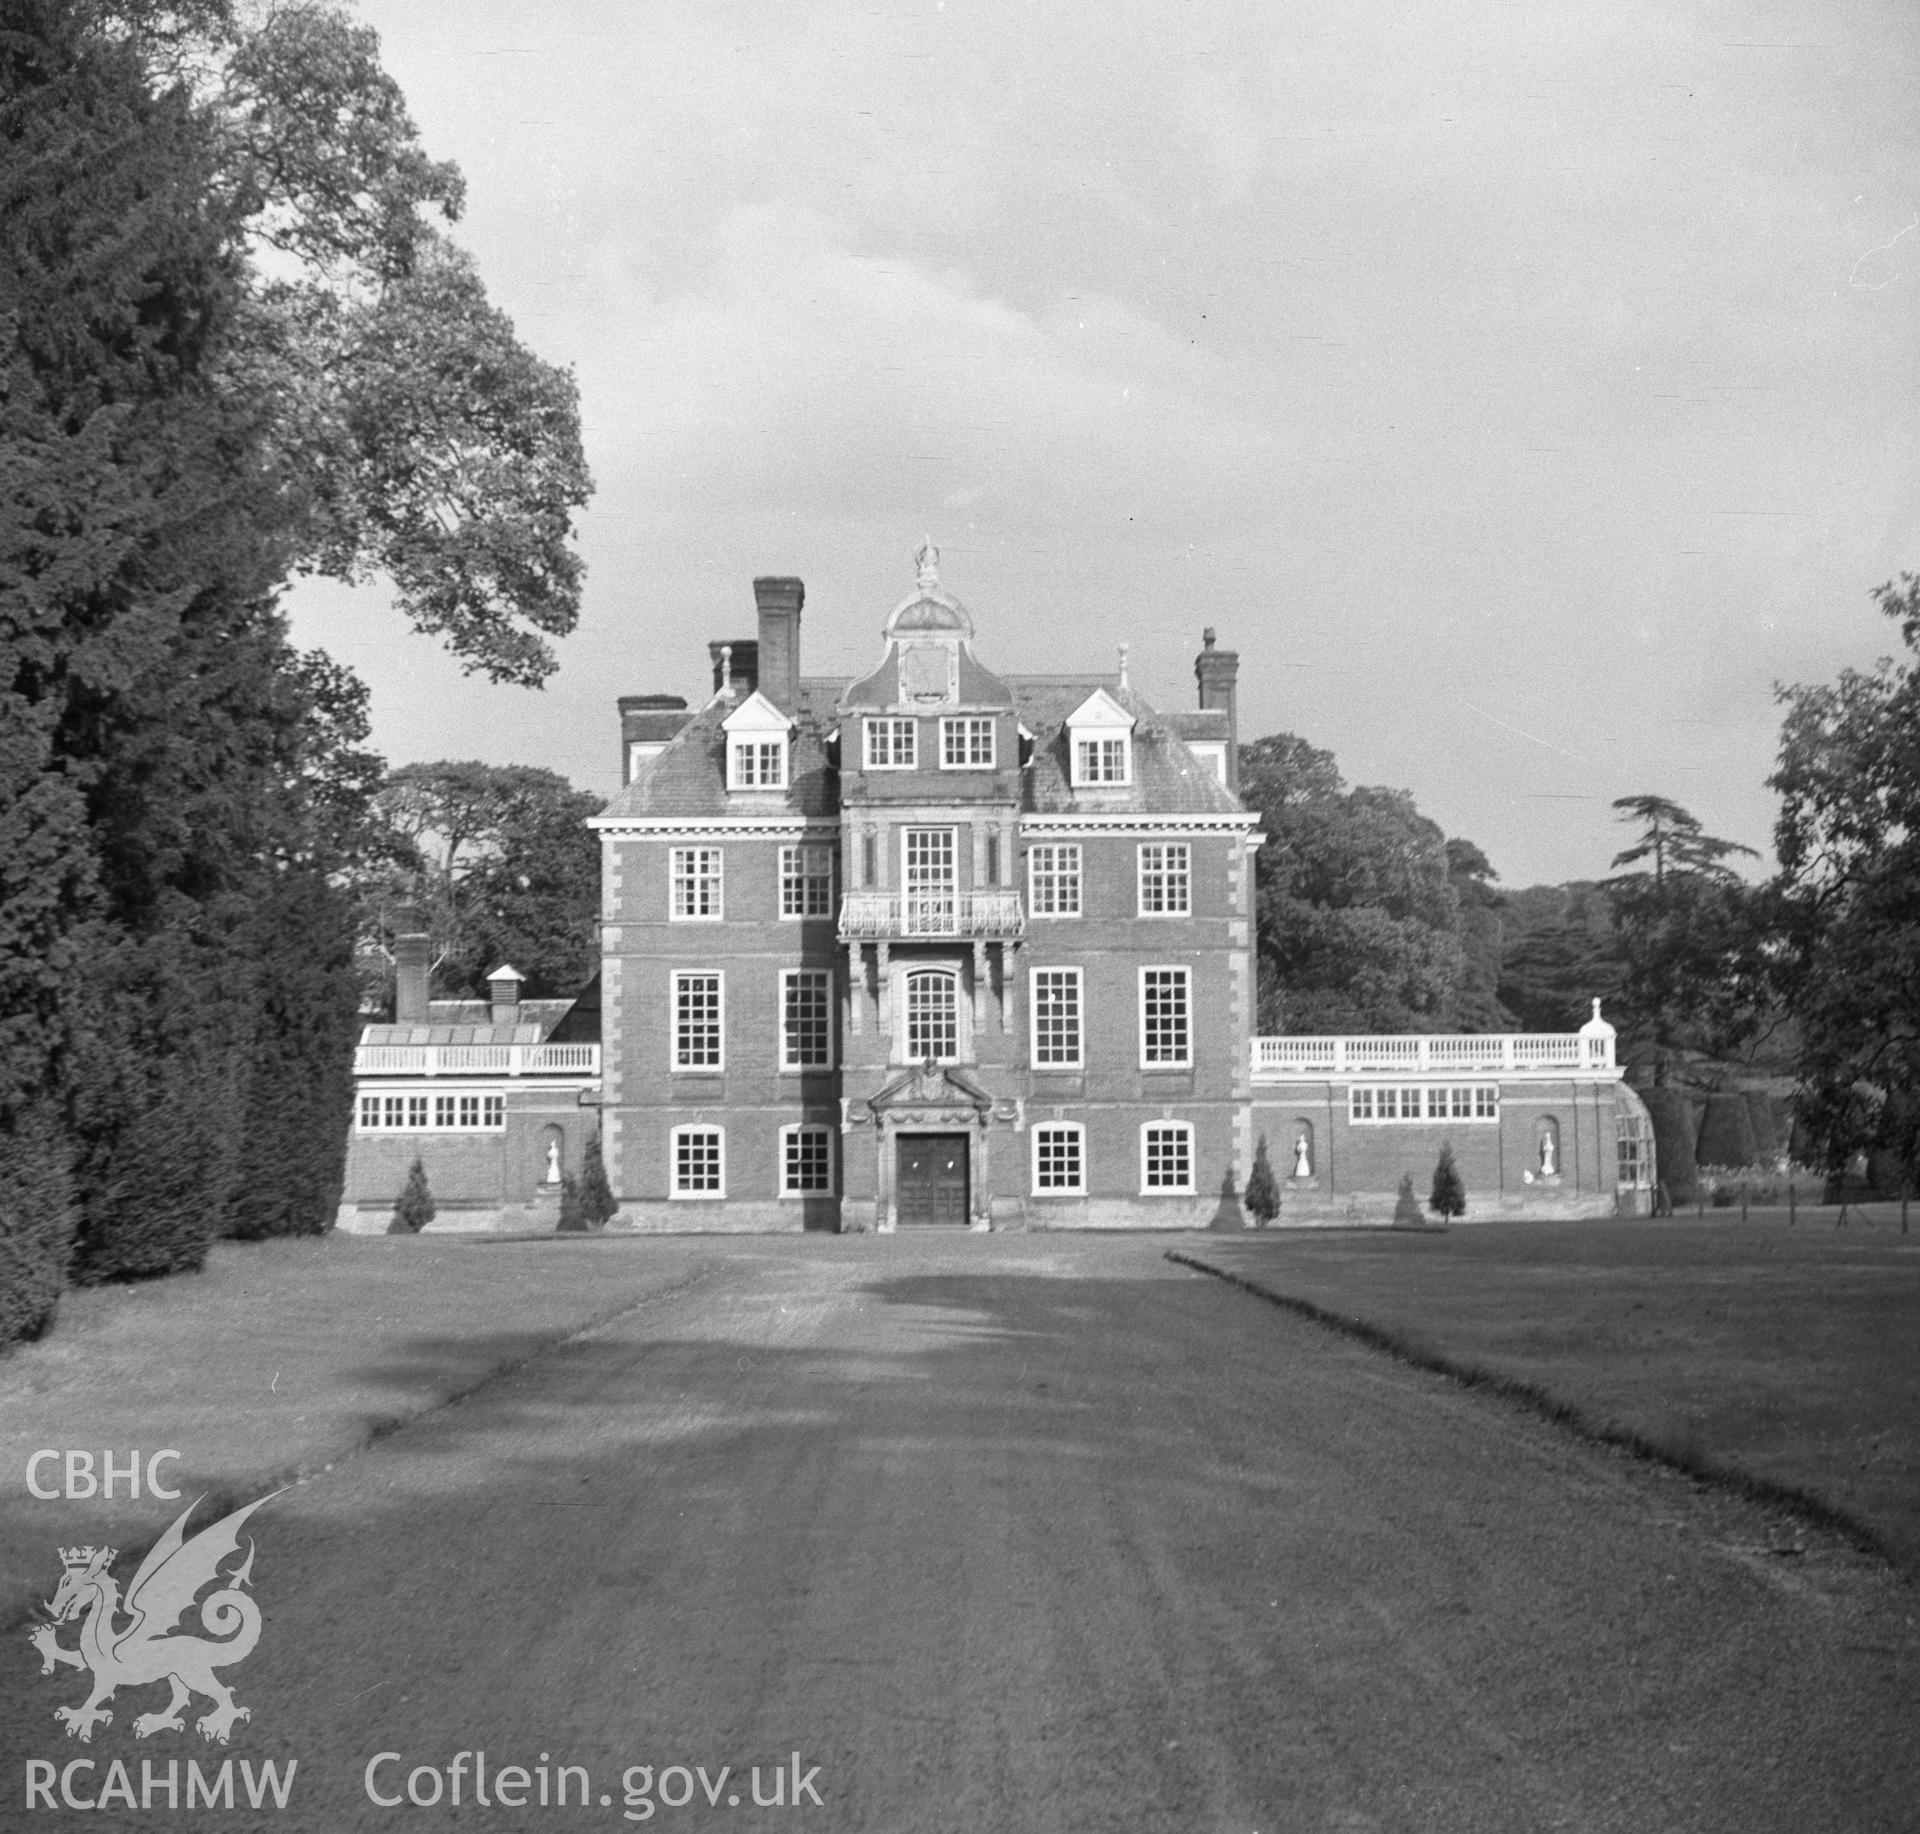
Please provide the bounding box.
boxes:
[1186,1213,1920,1574]
[0,1231,720,1627]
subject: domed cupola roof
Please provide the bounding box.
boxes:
[883,539,974,638]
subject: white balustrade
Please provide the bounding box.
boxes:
[1252,1029,1612,1081]
[353,1042,601,1077]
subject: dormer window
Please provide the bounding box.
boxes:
[721,690,792,793]
[731,739,786,788]
[1064,687,1136,789]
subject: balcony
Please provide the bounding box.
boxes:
[353,1042,601,1078]
[838,889,1026,942]
[1251,1032,1614,1081]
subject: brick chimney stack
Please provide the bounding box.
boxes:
[393,905,431,1025]
[1194,627,1240,793]
[753,576,805,713]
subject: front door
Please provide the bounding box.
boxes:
[896,1133,969,1226]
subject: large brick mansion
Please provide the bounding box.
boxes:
[340,547,1652,1230]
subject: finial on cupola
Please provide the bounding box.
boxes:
[1118,643,1130,689]
[915,537,939,591]
[719,643,733,692]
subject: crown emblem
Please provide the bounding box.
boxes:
[59,1546,109,1571]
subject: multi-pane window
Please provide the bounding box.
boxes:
[731,739,785,788]
[941,716,995,768]
[673,972,723,1070]
[783,1126,835,1193]
[672,1127,724,1196]
[779,843,834,918]
[781,969,833,1069]
[1142,1123,1194,1192]
[1140,967,1191,1067]
[1075,735,1130,784]
[1137,843,1190,915]
[1028,844,1082,917]
[1031,969,1083,1068]
[1033,1124,1085,1194]
[905,971,959,1062]
[670,847,723,920]
[864,717,917,769]
[1348,1085,1499,1123]
[903,828,957,934]
[358,1092,500,1131]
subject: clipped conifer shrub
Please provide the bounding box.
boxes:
[0,1102,78,1344]
[1639,1086,1699,1205]
[224,873,359,1240]
[391,1159,435,1234]
[1743,1091,1781,1164]
[1391,1172,1425,1229]
[1428,1142,1467,1219]
[579,1133,619,1230]
[1696,1091,1760,1170]
[1243,1134,1280,1228]
[557,1173,588,1233]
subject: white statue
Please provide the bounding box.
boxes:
[544,1139,562,1185]
[1293,1131,1312,1178]
[1539,1129,1557,1177]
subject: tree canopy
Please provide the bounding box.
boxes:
[1770,573,1920,1184]
[1239,733,1470,1033]
[367,760,604,1004]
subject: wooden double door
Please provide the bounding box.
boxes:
[896,1133,970,1226]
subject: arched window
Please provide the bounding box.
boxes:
[905,971,959,1062]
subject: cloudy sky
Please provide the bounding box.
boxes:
[284,0,1920,887]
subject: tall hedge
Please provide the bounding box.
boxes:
[1695,1091,1760,1171]
[1639,1086,1699,1205]
[1743,1091,1781,1165]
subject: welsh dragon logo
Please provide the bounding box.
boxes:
[29,1493,275,1745]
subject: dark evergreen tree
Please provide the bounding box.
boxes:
[1428,1143,1466,1219]
[391,1158,435,1233]
[1243,1134,1280,1227]
[579,1132,618,1229]
[556,1173,588,1233]
[1695,1091,1760,1171]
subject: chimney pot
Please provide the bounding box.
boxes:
[1194,631,1241,794]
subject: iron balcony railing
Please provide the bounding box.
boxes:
[838,889,1026,941]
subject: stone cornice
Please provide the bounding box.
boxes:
[590,816,839,837]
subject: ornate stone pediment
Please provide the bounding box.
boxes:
[868,1059,995,1125]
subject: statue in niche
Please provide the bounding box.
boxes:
[1539,1127,1557,1177]
[544,1139,562,1185]
[1293,1130,1313,1178]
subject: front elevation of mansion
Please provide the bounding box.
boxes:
[340,547,1652,1231]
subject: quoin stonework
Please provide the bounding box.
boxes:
[338,545,1654,1231]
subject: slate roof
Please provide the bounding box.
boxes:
[1009,678,1246,817]
[358,998,586,1049]
[595,667,1245,822]
[596,680,842,821]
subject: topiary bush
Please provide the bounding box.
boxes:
[1744,1091,1782,1165]
[1243,1134,1280,1228]
[1696,1091,1760,1170]
[1391,1172,1425,1229]
[556,1173,588,1233]
[1428,1142,1466,1219]
[390,1158,435,1234]
[579,1132,618,1230]
[1639,1086,1699,1206]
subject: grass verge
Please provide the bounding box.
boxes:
[1,1232,718,1629]
[1172,1215,1920,1578]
